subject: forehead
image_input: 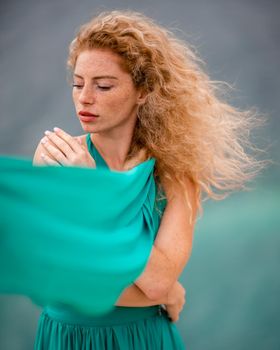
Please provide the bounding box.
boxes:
[74,49,127,76]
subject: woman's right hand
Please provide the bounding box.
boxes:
[164,281,186,322]
[33,131,95,168]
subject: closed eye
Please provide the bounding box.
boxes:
[72,84,83,89]
[72,84,112,91]
[97,86,113,91]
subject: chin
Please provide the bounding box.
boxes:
[79,122,96,133]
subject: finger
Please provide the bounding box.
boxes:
[53,127,82,153]
[44,130,74,157]
[166,304,182,323]
[168,312,178,323]
[41,153,60,166]
[41,137,69,165]
[170,311,179,322]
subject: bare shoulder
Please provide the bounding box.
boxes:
[162,173,197,198]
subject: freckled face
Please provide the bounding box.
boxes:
[72,49,142,137]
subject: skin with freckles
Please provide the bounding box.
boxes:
[72,49,147,170]
[36,49,147,171]
[72,49,145,138]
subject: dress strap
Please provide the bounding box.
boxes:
[86,133,109,169]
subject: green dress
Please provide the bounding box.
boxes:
[0,134,185,349]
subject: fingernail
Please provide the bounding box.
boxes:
[41,138,46,144]
[41,153,45,158]
[44,130,51,135]
[53,127,60,132]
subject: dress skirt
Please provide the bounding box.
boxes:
[34,305,185,349]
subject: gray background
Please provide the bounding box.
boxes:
[0,0,279,349]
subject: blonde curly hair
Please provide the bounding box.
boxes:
[67,10,266,217]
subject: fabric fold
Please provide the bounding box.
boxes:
[0,156,160,315]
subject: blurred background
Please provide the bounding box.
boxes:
[0,0,279,349]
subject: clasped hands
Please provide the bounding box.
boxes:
[40,127,96,168]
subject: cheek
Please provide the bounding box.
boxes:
[105,97,131,116]
[107,88,138,111]
[72,91,79,106]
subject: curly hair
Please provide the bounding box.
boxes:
[67,10,267,218]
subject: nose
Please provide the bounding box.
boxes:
[78,86,96,105]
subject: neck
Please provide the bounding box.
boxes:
[91,130,134,171]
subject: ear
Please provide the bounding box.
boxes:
[136,89,148,106]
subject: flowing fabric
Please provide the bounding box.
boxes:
[0,155,161,316]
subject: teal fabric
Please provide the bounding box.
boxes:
[34,304,185,349]
[0,153,159,315]
[0,137,186,349]
[86,133,110,169]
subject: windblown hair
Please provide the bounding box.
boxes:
[67,10,266,217]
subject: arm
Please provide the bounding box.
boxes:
[116,177,197,310]
[134,177,198,300]
[115,283,167,307]
[115,280,186,322]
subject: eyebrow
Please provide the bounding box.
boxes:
[73,74,118,80]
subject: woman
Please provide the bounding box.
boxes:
[31,10,264,350]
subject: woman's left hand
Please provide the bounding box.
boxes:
[164,281,186,322]
[40,127,96,168]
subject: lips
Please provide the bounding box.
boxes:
[78,111,99,122]
[79,111,98,117]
